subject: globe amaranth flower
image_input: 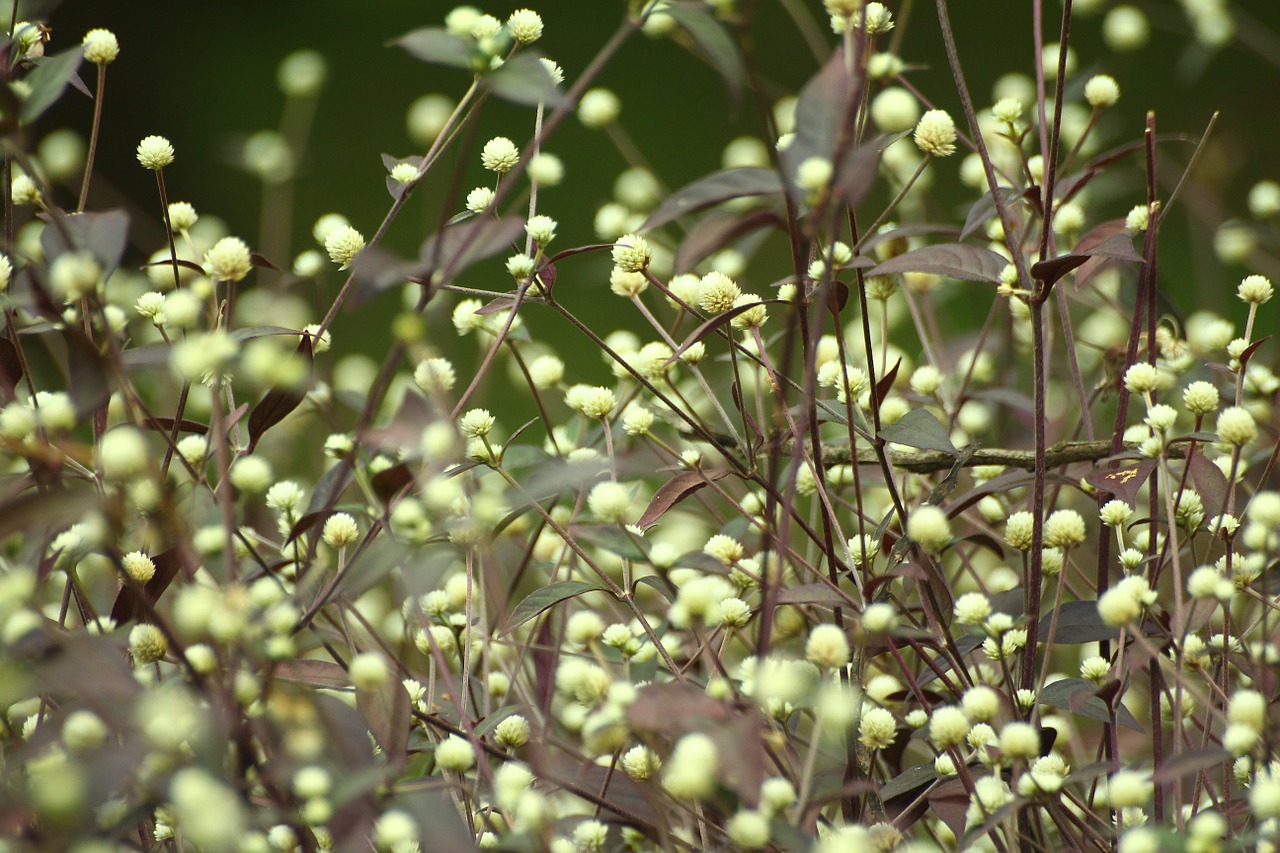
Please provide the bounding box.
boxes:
[321,512,360,549]
[1216,406,1257,447]
[136,135,175,170]
[579,88,621,128]
[1237,274,1273,305]
[611,233,652,273]
[480,137,520,173]
[1084,74,1120,109]
[698,271,741,314]
[913,109,957,157]
[506,9,543,44]
[324,224,365,269]
[82,28,119,64]
[203,236,253,283]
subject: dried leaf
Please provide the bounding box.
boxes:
[866,243,1008,283]
[637,469,730,527]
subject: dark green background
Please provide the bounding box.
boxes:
[30,0,1280,369]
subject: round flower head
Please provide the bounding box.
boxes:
[322,512,360,549]
[992,96,1023,123]
[414,357,456,393]
[82,28,119,64]
[579,88,621,128]
[277,49,326,97]
[325,225,365,269]
[1237,274,1273,305]
[929,705,970,749]
[525,214,557,246]
[167,201,198,232]
[1122,363,1159,394]
[662,733,718,800]
[698,271,741,314]
[136,135,175,170]
[528,151,564,185]
[907,504,950,553]
[805,623,850,669]
[459,408,496,438]
[494,714,530,749]
[1044,509,1086,548]
[588,481,632,523]
[539,58,565,85]
[121,551,156,584]
[203,237,253,283]
[612,233,652,273]
[480,137,520,173]
[506,9,543,44]
[913,109,957,157]
[390,162,417,183]
[1084,74,1120,109]
[349,652,390,690]
[1216,406,1257,447]
[129,623,168,665]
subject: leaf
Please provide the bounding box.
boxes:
[110,547,190,625]
[866,243,1009,283]
[141,417,207,435]
[505,581,606,633]
[1037,600,1120,645]
[786,49,852,171]
[22,47,84,124]
[627,682,732,732]
[665,4,745,101]
[642,168,783,232]
[1039,677,1145,732]
[418,216,526,283]
[304,462,356,519]
[875,357,902,406]
[960,186,1033,241]
[228,325,301,343]
[246,337,313,452]
[41,210,130,274]
[879,408,958,456]
[1071,220,1130,289]
[670,298,781,358]
[915,634,985,687]
[879,761,939,804]
[275,659,351,690]
[0,335,19,401]
[0,487,98,543]
[1187,450,1228,521]
[65,327,112,420]
[674,209,781,274]
[775,583,851,607]
[633,574,678,602]
[1151,747,1231,785]
[574,525,650,561]
[486,53,568,108]
[357,677,411,774]
[1033,233,1143,288]
[394,27,474,69]
[1083,459,1156,504]
[371,462,414,505]
[638,469,731,528]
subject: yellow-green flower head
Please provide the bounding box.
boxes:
[136,135,175,170]
[82,28,119,64]
[913,109,957,157]
[322,512,360,549]
[611,232,652,273]
[129,623,168,665]
[203,236,253,283]
[168,201,198,232]
[506,9,544,44]
[579,88,621,128]
[481,136,520,173]
[277,49,327,97]
[698,271,741,314]
[324,224,365,269]
[1084,74,1120,109]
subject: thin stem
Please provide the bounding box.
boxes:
[77,62,107,212]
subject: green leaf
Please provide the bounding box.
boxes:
[664,4,745,101]
[486,53,567,108]
[866,243,1009,283]
[394,28,474,69]
[878,761,938,803]
[229,325,301,343]
[879,408,958,456]
[1040,677,1145,732]
[642,168,783,232]
[505,581,606,632]
[22,48,84,124]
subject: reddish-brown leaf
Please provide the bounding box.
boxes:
[1084,459,1156,504]
[247,336,313,452]
[637,469,730,528]
[357,678,411,775]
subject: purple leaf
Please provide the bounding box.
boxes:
[866,243,1008,283]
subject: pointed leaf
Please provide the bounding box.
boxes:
[229,325,301,343]
[505,581,606,633]
[371,462,414,505]
[866,243,1008,283]
[642,168,783,232]
[486,53,568,108]
[1040,677,1145,732]
[776,583,851,607]
[960,186,1034,240]
[875,357,902,406]
[22,48,84,124]
[418,216,526,283]
[671,298,781,358]
[357,677,411,774]
[786,49,852,169]
[633,574,678,602]
[1071,219,1128,289]
[664,4,745,100]
[276,659,350,690]
[42,210,130,274]
[0,487,98,543]
[66,328,112,420]
[879,408,958,456]
[879,762,939,805]
[110,547,190,625]
[246,337,313,452]
[1037,600,1120,645]
[638,469,731,527]
[1084,459,1156,504]
[141,417,207,435]
[394,27,474,69]
[674,209,781,274]
[1034,233,1143,288]
[1187,450,1228,521]
[574,525,650,561]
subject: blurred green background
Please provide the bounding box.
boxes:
[25,0,1280,385]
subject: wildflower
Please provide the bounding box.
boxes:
[1216,406,1257,446]
[859,707,897,749]
[82,29,119,64]
[322,513,360,549]
[1238,274,1274,305]
[480,137,520,173]
[1084,74,1120,108]
[324,225,365,269]
[913,109,957,157]
[805,623,850,669]
[506,9,543,44]
[136,135,174,170]
[435,735,476,772]
[579,88,621,128]
[907,505,950,553]
[203,237,253,283]
[929,705,971,749]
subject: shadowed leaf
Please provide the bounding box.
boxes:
[1151,748,1231,785]
[229,325,301,343]
[627,682,732,732]
[638,469,730,528]
[22,47,83,124]
[247,337,313,452]
[1040,677,1145,732]
[66,328,112,420]
[276,659,350,689]
[776,583,851,607]
[141,417,207,435]
[505,581,606,633]
[1187,450,1228,521]
[574,525,650,561]
[633,574,678,602]
[357,677,411,775]
[486,53,568,108]
[110,547,190,625]
[0,487,98,544]
[1037,600,1120,645]
[1083,459,1156,504]
[42,209,130,274]
[674,209,781,274]
[879,408,958,456]
[394,28,473,68]
[867,243,1008,283]
[665,4,745,101]
[642,168,783,232]
[671,299,780,358]
[419,216,526,283]
[875,357,902,407]
[371,462,413,505]
[960,186,1034,240]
